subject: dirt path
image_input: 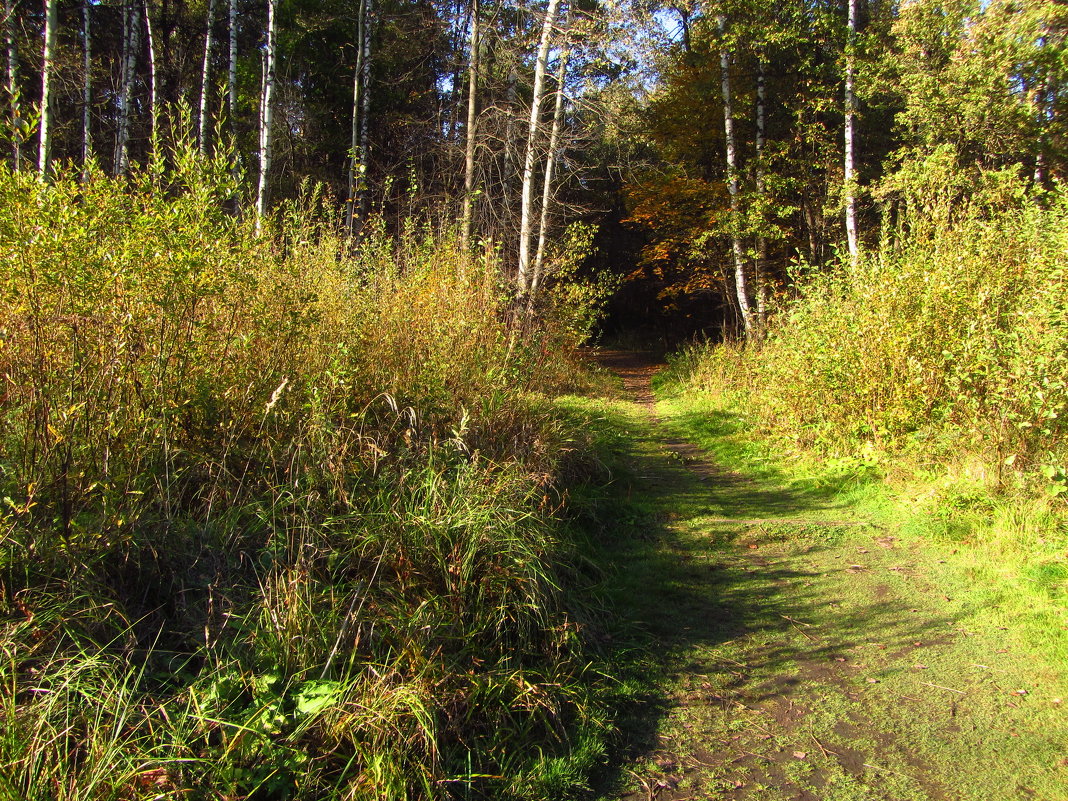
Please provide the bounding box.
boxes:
[584,351,1068,801]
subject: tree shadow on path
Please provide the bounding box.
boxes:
[567,350,966,801]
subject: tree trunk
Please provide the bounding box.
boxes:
[228,0,237,126]
[530,39,569,297]
[81,0,92,178]
[517,0,561,294]
[114,0,141,176]
[357,0,373,223]
[5,0,19,169]
[144,0,158,151]
[38,0,57,177]
[844,0,859,262]
[718,15,752,340]
[752,55,768,334]
[255,0,278,229]
[199,0,217,155]
[346,0,367,234]
[459,0,478,250]
[804,196,820,265]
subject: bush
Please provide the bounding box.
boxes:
[680,191,1068,472]
[0,155,604,799]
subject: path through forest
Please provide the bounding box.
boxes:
[584,351,1068,801]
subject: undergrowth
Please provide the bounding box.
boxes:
[661,190,1068,669]
[0,150,612,799]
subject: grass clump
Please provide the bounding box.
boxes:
[0,153,609,798]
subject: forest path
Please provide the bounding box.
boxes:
[579,350,1068,801]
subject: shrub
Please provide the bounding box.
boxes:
[0,154,604,799]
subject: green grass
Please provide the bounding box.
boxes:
[555,370,1068,801]
[0,154,613,800]
[658,379,1068,677]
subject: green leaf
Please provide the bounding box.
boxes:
[292,680,342,716]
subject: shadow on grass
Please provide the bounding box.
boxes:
[555,395,960,799]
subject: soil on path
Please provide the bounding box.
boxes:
[587,350,1068,801]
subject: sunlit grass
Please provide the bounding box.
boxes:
[0,151,610,798]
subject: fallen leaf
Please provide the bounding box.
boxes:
[793,751,807,759]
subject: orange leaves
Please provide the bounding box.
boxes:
[621,171,730,298]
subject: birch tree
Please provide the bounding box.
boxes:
[843,0,859,261]
[517,0,562,294]
[4,0,18,169]
[114,0,141,176]
[530,37,569,297]
[229,0,237,130]
[37,0,57,177]
[256,0,278,228]
[356,0,374,225]
[144,0,159,149]
[81,0,91,176]
[752,55,768,331]
[346,0,370,234]
[717,14,753,339]
[459,0,479,249]
[199,0,218,155]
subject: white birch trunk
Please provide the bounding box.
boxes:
[357,0,372,223]
[459,0,479,249]
[718,15,752,339]
[144,0,158,151]
[530,43,568,297]
[517,0,561,294]
[38,0,58,177]
[255,0,278,229]
[346,0,367,234]
[844,0,859,262]
[228,0,237,125]
[199,0,217,155]
[753,55,768,333]
[4,0,19,169]
[114,0,141,176]
[82,0,92,178]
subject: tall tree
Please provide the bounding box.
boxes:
[37,0,58,177]
[459,0,479,249]
[357,0,373,225]
[144,0,158,149]
[114,0,141,176]
[256,0,278,227]
[717,14,753,338]
[82,0,92,176]
[228,0,237,133]
[517,0,562,293]
[531,35,569,296]
[346,0,369,233]
[4,0,18,169]
[843,0,859,261]
[753,55,768,329]
[199,0,217,155]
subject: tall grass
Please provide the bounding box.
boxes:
[0,151,606,798]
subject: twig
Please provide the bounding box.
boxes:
[864,762,912,778]
[920,681,966,694]
[781,614,817,641]
[810,733,838,758]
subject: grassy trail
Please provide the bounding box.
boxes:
[570,351,1068,801]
